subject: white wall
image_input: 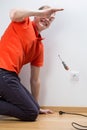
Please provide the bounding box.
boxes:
[0,0,87,107]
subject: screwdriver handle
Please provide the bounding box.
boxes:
[62,61,69,70]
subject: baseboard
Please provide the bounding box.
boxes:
[41,106,87,113]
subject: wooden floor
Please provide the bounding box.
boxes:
[0,112,87,130]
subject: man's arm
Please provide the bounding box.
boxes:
[30,65,40,102]
[30,65,53,114]
[9,8,64,22]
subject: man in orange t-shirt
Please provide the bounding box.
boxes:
[0,6,64,121]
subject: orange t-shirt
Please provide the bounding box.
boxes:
[0,18,44,74]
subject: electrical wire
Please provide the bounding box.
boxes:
[59,111,87,130]
[59,111,87,117]
[72,122,87,130]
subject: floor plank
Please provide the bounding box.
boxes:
[0,112,87,130]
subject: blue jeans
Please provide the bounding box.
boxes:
[0,68,40,121]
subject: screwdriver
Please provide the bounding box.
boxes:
[58,54,69,71]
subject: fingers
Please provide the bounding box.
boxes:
[48,8,64,17]
[39,108,54,114]
[46,109,54,114]
[57,8,64,11]
[53,8,64,13]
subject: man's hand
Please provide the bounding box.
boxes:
[39,8,64,18]
[39,108,54,114]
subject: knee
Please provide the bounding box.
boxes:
[21,108,39,121]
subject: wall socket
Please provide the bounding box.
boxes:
[70,70,79,81]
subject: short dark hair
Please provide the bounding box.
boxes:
[38,5,51,10]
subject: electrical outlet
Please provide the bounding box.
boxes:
[70,70,79,81]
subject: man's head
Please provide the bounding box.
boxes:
[34,5,55,32]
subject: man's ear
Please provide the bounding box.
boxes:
[34,16,36,19]
[34,16,40,22]
[34,16,37,21]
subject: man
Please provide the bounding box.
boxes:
[0,5,64,121]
